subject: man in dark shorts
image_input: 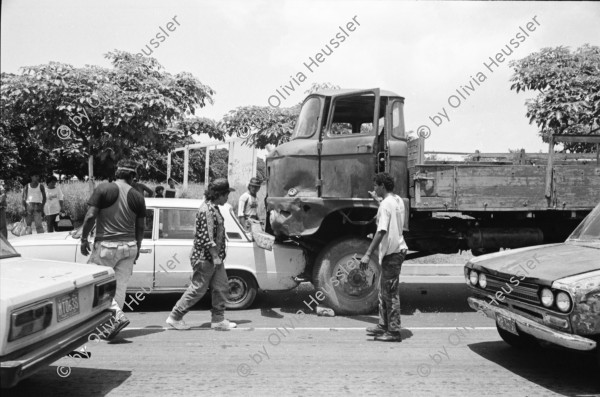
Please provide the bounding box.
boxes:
[80,160,146,339]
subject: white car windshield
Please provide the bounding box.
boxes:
[568,202,600,242]
[0,235,21,259]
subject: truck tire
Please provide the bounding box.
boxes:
[225,270,258,310]
[312,237,380,315]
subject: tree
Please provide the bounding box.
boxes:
[1,51,217,188]
[509,45,600,152]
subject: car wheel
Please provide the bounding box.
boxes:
[312,237,380,315]
[225,270,258,310]
[496,323,538,349]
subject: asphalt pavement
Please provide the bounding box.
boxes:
[5,277,599,397]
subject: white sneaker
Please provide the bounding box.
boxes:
[211,319,237,331]
[166,316,191,330]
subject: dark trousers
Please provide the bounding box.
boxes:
[0,208,7,239]
[170,259,229,323]
[378,251,406,333]
[45,214,58,233]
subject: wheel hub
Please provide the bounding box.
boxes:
[228,278,247,303]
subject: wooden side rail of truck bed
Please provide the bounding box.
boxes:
[407,136,600,212]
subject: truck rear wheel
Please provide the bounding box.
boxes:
[312,237,380,315]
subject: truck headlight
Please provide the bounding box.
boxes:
[555,292,572,312]
[478,273,487,289]
[9,301,53,341]
[469,270,479,286]
[541,288,554,307]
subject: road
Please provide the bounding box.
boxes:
[5,281,599,397]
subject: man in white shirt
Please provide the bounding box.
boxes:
[360,172,408,342]
[237,177,261,231]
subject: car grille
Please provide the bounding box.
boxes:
[483,274,540,305]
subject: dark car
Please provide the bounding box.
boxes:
[465,202,600,364]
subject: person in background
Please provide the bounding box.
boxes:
[360,172,408,342]
[132,177,154,197]
[0,181,7,239]
[155,186,165,198]
[22,172,46,234]
[165,178,177,198]
[44,176,65,233]
[166,179,236,331]
[80,159,146,340]
[238,177,262,231]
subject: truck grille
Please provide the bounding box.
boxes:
[483,274,540,305]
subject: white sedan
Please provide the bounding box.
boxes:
[11,198,307,310]
[0,234,116,388]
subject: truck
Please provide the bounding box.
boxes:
[264,88,600,315]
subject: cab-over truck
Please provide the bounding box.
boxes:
[264,88,600,314]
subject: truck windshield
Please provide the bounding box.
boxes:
[291,97,321,139]
[568,203,600,242]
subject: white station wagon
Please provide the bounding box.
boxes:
[11,198,306,310]
[0,234,116,388]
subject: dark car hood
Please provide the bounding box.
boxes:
[468,242,600,285]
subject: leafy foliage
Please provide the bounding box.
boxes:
[0,51,216,182]
[509,45,600,152]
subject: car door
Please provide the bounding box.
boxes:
[153,207,196,289]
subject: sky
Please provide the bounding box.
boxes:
[2,0,599,153]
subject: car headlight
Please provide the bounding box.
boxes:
[556,292,572,312]
[469,270,479,286]
[541,288,554,307]
[478,273,487,289]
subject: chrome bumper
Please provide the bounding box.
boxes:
[468,297,597,352]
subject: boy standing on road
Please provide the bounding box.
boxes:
[360,172,408,342]
[22,173,46,234]
[80,160,146,340]
[166,179,237,331]
[238,177,261,231]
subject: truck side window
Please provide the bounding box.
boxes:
[391,101,406,139]
[327,94,376,137]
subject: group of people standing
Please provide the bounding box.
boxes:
[20,173,66,234]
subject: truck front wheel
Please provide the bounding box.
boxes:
[312,237,380,315]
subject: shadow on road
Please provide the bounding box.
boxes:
[125,281,471,316]
[4,367,131,397]
[468,341,600,396]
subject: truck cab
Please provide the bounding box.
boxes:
[266,88,408,239]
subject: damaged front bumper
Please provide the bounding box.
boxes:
[468,297,597,351]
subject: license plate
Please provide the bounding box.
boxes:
[56,291,80,322]
[496,313,518,335]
